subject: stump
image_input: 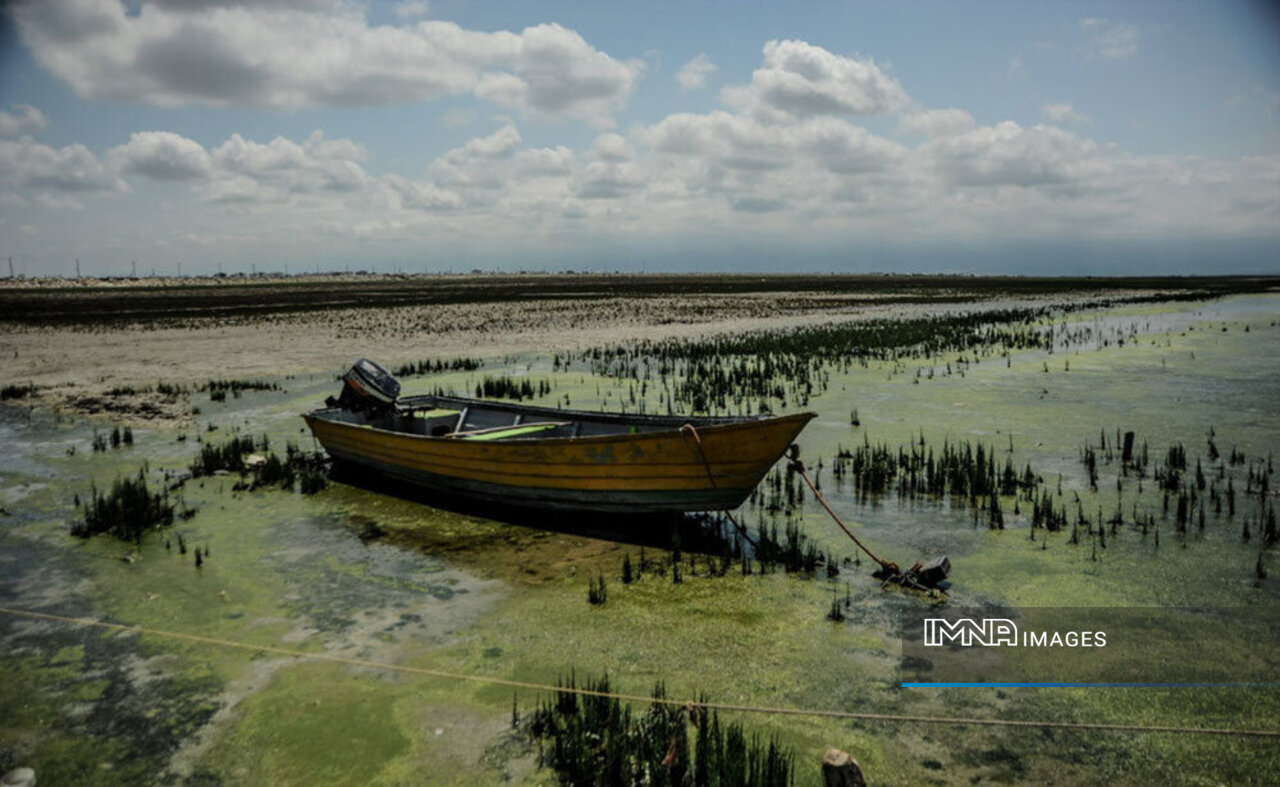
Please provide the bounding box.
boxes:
[822,748,866,787]
[1,768,35,787]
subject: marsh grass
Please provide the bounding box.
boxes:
[72,469,174,542]
[527,674,794,787]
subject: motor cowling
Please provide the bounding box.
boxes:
[329,358,401,412]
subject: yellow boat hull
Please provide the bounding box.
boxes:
[304,410,814,512]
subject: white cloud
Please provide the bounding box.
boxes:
[393,1,429,19]
[638,111,906,175]
[194,174,263,204]
[424,124,575,207]
[81,128,373,202]
[573,160,645,199]
[379,174,464,211]
[920,121,1113,189]
[721,40,909,122]
[897,108,976,138]
[473,24,642,127]
[511,147,574,177]
[148,1,338,9]
[36,192,85,210]
[0,104,49,137]
[0,137,123,192]
[676,54,717,90]
[454,124,522,159]
[110,131,214,180]
[1041,103,1087,126]
[5,31,1276,265]
[591,133,634,162]
[13,1,637,125]
[1080,18,1139,60]
[210,131,370,195]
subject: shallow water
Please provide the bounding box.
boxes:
[1,294,1278,785]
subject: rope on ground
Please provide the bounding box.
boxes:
[2,605,1277,739]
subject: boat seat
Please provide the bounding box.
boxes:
[404,408,460,419]
[448,422,570,441]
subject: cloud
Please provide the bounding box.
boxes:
[722,40,909,122]
[897,108,976,138]
[379,174,464,211]
[0,137,123,192]
[639,111,906,175]
[591,133,634,162]
[1080,18,1139,60]
[0,104,49,137]
[147,1,338,9]
[393,1,429,19]
[12,1,637,124]
[1041,103,1087,126]
[110,131,214,180]
[473,24,642,127]
[454,124,522,159]
[210,130,370,195]
[89,128,372,201]
[920,121,1113,189]
[5,30,1276,264]
[573,160,645,199]
[36,192,85,210]
[511,147,574,177]
[730,196,786,214]
[676,54,717,90]
[425,123,575,205]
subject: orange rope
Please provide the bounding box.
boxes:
[679,422,757,548]
[788,457,899,574]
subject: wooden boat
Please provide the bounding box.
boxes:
[304,361,815,513]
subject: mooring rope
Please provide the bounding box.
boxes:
[2,605,1276,739]
[787,455,900,574]
[679,422,758,549]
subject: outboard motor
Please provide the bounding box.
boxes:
[327,358,401,413]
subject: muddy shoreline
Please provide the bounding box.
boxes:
[5,273,1271,428]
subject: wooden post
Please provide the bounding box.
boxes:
[2,767,36,787]
[822,748,866,787]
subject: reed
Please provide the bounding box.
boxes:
[527,674,793,787]
[72,470,175,543]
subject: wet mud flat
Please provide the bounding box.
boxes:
[1,279,1279,785]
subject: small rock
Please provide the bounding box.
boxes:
[822,748,866,787]
[1,767,35,787]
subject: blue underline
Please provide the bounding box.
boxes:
[902,682,1275,688]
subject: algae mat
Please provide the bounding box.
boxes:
[2,295,1278,785]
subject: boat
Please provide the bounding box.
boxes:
[303,360,815,513]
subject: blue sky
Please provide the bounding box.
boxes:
[1,0,1277,277]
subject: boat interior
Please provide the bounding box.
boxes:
[313,395,752,442]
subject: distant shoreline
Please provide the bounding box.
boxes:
[1,272,1275,328]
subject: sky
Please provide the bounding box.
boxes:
[0,0,1277,278]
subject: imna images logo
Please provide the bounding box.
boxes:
[923,618,1018,647]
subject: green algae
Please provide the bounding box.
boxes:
[198,662,411,785]
[2,294,1278,785]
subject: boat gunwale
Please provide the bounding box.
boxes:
[303,396,816,448]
